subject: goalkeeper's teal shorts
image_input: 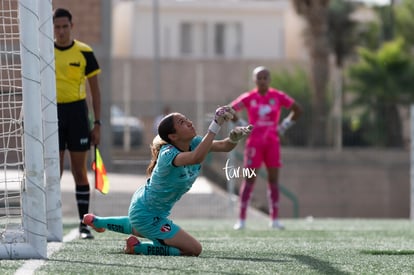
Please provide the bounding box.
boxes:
[128,210,181,241]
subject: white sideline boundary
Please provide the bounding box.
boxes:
[14,228,79,275]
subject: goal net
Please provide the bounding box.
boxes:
[0,0,61,259]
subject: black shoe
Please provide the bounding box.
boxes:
[79,224,94,239]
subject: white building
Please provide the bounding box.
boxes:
[110,0,384,144]
[112,0,307,61]
[110,0,309,142]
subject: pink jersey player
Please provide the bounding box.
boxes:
[231,87,294,168]
[230,66,302,230]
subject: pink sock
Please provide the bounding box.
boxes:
[239,181,255,220]
[267,183,280,220]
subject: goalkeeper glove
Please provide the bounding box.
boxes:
[209,106,236,134]
[277,117,295,136]
[229,125,254,144]
[214,106,235,126]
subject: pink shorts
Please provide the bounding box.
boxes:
[244,136,281,169]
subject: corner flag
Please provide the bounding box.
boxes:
[92,146,109,194]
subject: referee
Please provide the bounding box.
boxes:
[53,8,102,239]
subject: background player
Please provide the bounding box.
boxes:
[230,66,302,230]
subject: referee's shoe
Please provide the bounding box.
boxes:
[79,223,94,239]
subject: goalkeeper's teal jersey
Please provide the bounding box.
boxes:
[130,136,203,217]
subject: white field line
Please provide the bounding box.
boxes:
[14,228,79,275]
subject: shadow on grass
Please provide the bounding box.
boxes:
[289,254,350,275]
[361,250,414,255]
[207,255,292,264]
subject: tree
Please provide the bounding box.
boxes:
[348,38,414,147]
[328,0,358,68]
[327,0,359,149]
[344,0,414,147]
[395,0,414,45]
[292,0,330,146]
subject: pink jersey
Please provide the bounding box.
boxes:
[230,88,294,143]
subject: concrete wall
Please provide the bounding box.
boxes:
[111,58,307,115]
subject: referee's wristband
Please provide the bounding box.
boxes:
[94,120,101,126]
[208,120,221,134]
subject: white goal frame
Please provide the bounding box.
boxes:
[0,0,61,259]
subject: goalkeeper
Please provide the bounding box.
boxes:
[83,106,253,256]
[229,66,302,230]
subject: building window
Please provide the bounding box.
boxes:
[214,23,225,56]
[180,23,192,55]
[180,21,242,58]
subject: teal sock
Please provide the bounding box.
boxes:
[134,241,181,256]
[93,216,132,235]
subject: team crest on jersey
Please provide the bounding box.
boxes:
[161,223,171,232]
[258,104,271,117]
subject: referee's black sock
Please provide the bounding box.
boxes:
[76,184,90,225]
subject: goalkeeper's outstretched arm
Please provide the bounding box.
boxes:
[210,125,253,152]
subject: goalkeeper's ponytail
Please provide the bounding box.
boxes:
[146,135,167,176]
[146,114,176,176]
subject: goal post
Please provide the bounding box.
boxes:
[0,0,61,259]
[39,0,63,243]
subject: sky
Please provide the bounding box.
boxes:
[359,0,392,6]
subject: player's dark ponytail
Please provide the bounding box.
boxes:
[146,114,176,176]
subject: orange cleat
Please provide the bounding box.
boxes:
[124,235,141,254]
[82,213,106,233]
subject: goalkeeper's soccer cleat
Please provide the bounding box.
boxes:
[82,213,106,233]
[124,235,141,254]
[270,220,285,230]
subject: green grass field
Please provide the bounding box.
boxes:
[2,219,414,274]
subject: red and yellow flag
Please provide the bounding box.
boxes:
[92,146,109,194]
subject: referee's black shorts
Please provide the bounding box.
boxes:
[57,99,91,152]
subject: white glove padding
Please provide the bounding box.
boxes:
[229,125,254,144]
[214,106,235,126]
[277,117,295,136]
